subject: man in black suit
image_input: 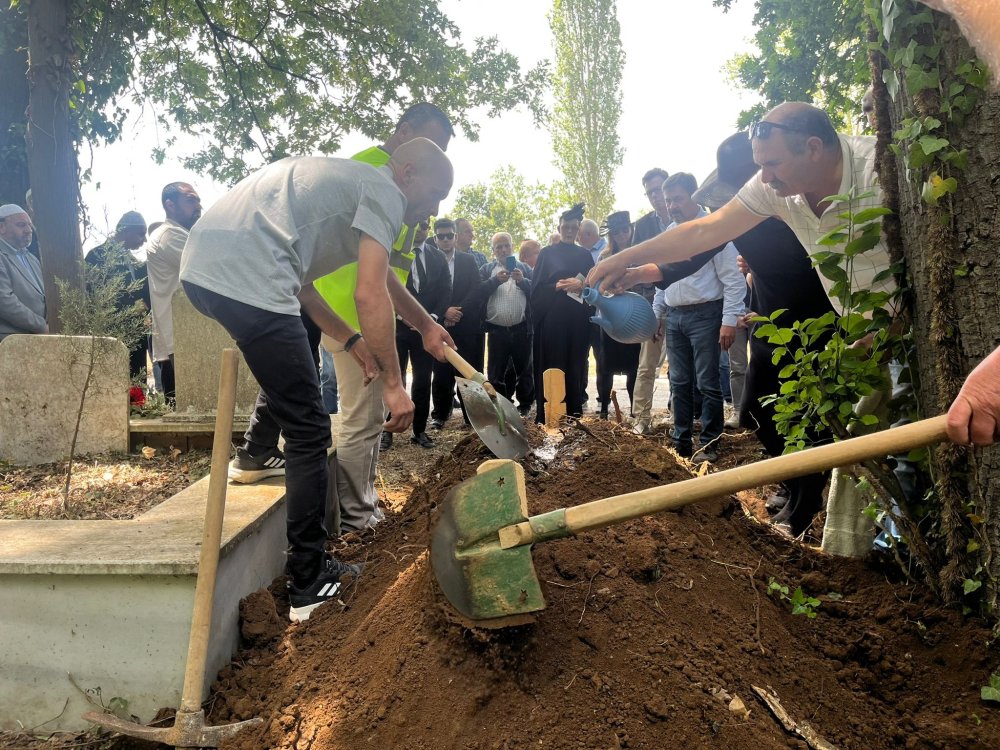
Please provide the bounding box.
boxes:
[431,217,484,426]
[387,221,451,449]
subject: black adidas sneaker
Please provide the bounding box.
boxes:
[288,556,363,623]
[227,446,286,484]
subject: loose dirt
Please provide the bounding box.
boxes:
[204,420,999,750]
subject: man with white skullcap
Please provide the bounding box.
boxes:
[0,203,46,342]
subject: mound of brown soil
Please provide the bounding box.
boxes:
[210,421,999,750]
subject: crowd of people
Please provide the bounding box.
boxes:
[2,0,998,622]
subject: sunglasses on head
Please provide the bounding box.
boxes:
[748,120,809,140]
[436,232,455,240]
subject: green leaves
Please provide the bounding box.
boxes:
[982,674,1000,704]
[548,0,624,223]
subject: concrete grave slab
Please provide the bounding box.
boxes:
[171,289,260,416]
[0,475,288,732]
[0,335,128,465]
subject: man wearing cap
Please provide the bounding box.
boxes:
[0,204,46,342]
[86,212,151,378]
[147,182,202,402]
[630,168,672,435]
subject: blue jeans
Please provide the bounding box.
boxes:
[666,301,724,451]
[320,347,339,414]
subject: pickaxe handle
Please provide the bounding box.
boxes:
[498,415,950,549]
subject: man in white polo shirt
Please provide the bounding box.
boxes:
[590,102,894,314]
[590,101,895,544]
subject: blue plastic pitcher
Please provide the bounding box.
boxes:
[582,287,658,345]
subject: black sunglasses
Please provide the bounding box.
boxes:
[749,121,809,140]
[436,232,455,240]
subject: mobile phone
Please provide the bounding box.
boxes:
[505,255,516,272]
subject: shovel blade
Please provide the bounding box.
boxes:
[431,460,546,620]
[456,378,530,459]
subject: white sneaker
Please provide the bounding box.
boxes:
[632,420,651,436]
[724,414,741,429]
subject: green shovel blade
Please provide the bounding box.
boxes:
[431,461,546,620]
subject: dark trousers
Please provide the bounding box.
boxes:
[666,300,724,451]
[432,330,483,422]
[129,337,149,381]
[596,362,637,413]
[183,282,330,587]
[158,355,175,401]
[486,321,534,409]
[396,326,434,435]
[744,339,831,530]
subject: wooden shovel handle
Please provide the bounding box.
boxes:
[443,346,496,397]
[179,348,239,712]
[500,415,949,548]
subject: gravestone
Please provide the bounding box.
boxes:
[172,288,260,416]
[0,335,128,465]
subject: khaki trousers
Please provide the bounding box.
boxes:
[325,335,386,533]
[631,331,667,423]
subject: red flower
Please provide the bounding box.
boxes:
[130,386,146,407]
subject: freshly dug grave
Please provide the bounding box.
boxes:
[210,421,999,750]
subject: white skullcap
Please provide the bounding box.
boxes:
[0,204,27,219]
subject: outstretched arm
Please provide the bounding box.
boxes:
[588,200,764,293]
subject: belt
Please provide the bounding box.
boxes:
[668,298,723,312]
[485,320,528,332]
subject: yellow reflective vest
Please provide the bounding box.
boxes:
[311,146,415,329]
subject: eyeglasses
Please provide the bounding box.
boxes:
[436,232,455,240]
[748,121,809,140]
[492,243,512,250]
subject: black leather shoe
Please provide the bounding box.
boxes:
[379,431,392,451]
[410,432,435,449]
[431,418,446,429]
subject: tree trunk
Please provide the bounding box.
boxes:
[0,4,30,207]
[877,17,1000,610]
[25,0,82,332]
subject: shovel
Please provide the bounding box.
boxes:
[443,346,529,460]
[431,414,949,622]
[85,349,261,747]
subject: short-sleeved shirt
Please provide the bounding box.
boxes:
[180,156,405,316]
[735,134,895,313]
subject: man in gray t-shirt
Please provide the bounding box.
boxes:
[180,138,454,623]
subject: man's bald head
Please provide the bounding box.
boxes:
[388,138,454,225]
[760,102,839,153]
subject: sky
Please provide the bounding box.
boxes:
[78,0,761,246]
